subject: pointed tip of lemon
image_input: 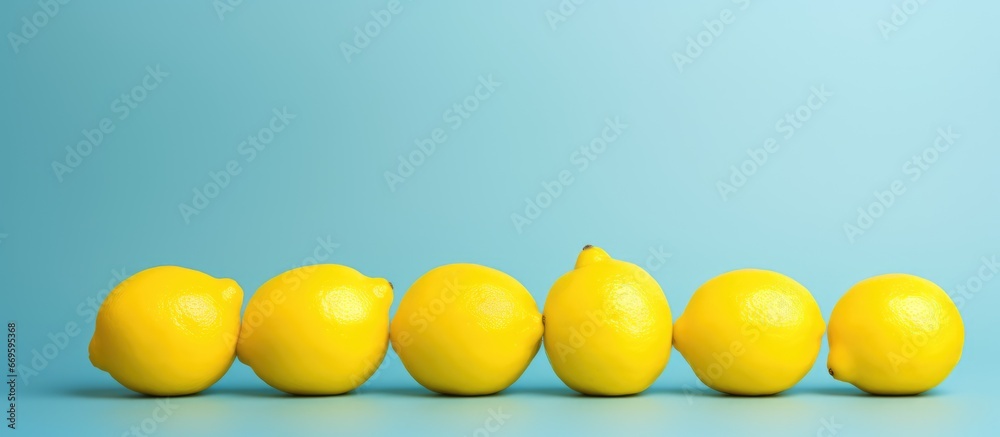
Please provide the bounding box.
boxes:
[826,351,852,383]
[372,278,393,302]
[575,245,612,269]
[827,365,849,383]
[219,278,243,301]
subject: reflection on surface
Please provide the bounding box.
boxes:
[44,383,977,436]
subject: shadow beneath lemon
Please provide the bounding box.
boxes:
[496,386,583,397]
[63,387,192,399]
[353,385,580,397]
[643,386,727,397]
[61,384,954,399]
[800,386,874,397]
[202,386,299,398]
[791,385,951,398]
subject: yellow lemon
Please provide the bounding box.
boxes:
[673,269,825,395]
[827,274,964,395]
[236,264,392,395]
[390,263,543,395]
[88,266,242,396]
[543,245,672,396]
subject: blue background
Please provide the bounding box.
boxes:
[2,1,998,435]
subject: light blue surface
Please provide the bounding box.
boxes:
[2,1,999,435]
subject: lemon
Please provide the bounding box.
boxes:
[236,264,392,395]
[88,266,243,396]
[827,274,964,395]
[542,245,672,396]
[390,263,543,395]
[673,269,825,395]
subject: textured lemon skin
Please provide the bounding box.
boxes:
[88,266,243,396]
[827,274,964,395]
[673,269,825,396]
[389,264,543,396]
[543,246,672,396]
[236,264,392,395]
